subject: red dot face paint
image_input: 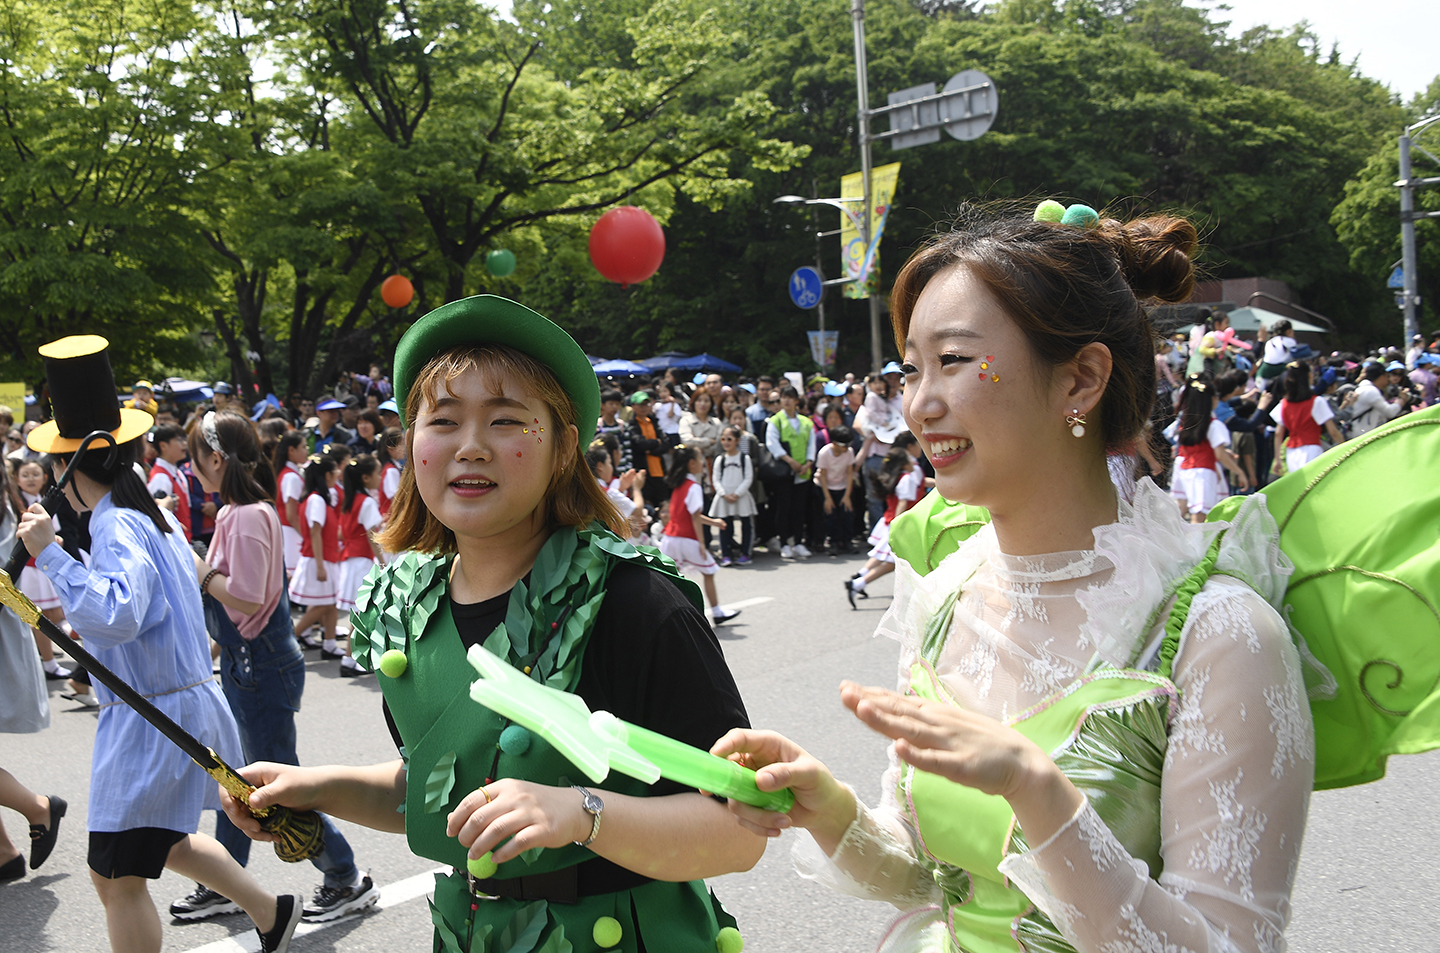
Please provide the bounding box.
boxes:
[516,452,522,457]
[421,459,427,466]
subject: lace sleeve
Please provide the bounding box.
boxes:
[999,578,1313,953]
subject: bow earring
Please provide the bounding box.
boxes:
[1065,410,1087,439]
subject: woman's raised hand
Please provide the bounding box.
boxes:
[841,681,1043,800]
[446,779,589,865]
[16,502,56,557]
[710,728,855,845]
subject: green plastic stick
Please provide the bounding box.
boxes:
[466,645,794,813]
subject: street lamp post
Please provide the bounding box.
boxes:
[774,193,869,367]
[1398,116,1440,345]
[850,0,884,374]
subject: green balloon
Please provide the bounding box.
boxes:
[486,249,517,277]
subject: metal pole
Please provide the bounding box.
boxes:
[1399,132,1420,346]
[813,180,826,365]
[851,0,882,373]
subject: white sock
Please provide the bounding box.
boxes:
[43,659,70,675]
[851,576,867,592]
[323,639,338,653]
[340,655,359,670]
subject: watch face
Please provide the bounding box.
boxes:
[582,792,604,813]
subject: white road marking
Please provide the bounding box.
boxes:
[721,596,774,611]
[180,867,446,953]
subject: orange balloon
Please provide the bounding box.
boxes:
[381,274,414,308]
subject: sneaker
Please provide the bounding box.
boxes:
[734,555,751,565]
[793,544,812,558]
[780,544,794,559]
[258,893,304,952]
[718,556,733,568]
[763,536,782,553]
[302,875,380,923]
[711,608,742,626]
[170,883,242,920]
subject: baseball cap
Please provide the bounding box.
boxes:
[628,391,652,405]
[881,361,904,376]
[1386,361,1406,372]
[213,381,234,395]
[378,399,399,414]
[315,398,346,412]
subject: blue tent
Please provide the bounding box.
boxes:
[665,352,742,374]
[636,351,689,371]
[591,359,651,377]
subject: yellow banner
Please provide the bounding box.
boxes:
[0,383,26,419]
[840,162,900,299]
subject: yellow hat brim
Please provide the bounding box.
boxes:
[27,408,155,454]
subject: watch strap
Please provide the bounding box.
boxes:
[572,785,603,847]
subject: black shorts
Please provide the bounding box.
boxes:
[88,827,187,880]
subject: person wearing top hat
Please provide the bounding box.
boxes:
[218,296,766,953]
[14,335,304,953]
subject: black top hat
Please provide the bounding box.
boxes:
[27,335,154,454]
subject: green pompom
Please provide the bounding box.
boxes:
[715,926,744,953]
[378,649,408,678]
[1060,204,1099,228]
[1033,199,1065,223]
[499,724,532,755]
[592,916,623,948]
[465,851,498,879]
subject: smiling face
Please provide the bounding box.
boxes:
[901,265,1073,512]
[16,461,44,496]
[410,367,567,546]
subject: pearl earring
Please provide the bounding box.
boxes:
[1065,410,1087,438]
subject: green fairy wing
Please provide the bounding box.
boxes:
[887,490,991,577]
[1211,403,1440,789]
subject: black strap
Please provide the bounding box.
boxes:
[470,857,653,905]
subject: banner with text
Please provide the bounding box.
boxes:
[840,162,900,300]
[807,330,838,367]
[0,383,26,417]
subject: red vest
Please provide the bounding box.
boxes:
[1177,438,1218,471]
[1281,398,1323,448]
[299,493,342,563]
[275,464,302,528]
[378,463,400,517]
[663,479,699,540]
[148,462,192,541]
[339,494,376,561]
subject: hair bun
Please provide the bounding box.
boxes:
[1102,215,1198,303]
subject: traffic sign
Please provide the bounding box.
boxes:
[941,70,998,141]
[886,83,941,151]
[1388,266,1405,289]
[789,266,823,309]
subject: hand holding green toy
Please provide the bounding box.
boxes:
[466,645,795,813]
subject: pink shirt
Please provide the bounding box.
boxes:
[209,503,285,639]
[815,443,856,491]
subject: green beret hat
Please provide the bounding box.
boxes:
[393,295,600,447]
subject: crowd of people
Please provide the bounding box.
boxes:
[1,198,1436,953]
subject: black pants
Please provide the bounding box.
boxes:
[769,478,808,545]
[823,488,853,550]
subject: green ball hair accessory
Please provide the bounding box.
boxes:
[1033,200,1065,223]
[499,724,532,755]
[715,926,744,953]
[593,916,623,948]
[1060,204,1100,228]
[378,649,408,678]
[465,851,498,879]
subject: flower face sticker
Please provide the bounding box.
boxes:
[978,355,999,383]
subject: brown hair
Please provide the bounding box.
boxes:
[187,411,276,506]
[378,344,626,555]
[889,203,1197,452]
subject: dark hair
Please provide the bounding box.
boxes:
[0,452,23,522]
[829,424,854,446]
[1362,363,1385,382]
[356,409,382,432]
[600,389,624,405]
[342,453,379,513]
[892,431,918,451]
[56,438,171,534]
[690,390,714,417]
[186,411,275,507]
[1177,383,1214,446]
[889,203,1197,452]
[322,443,351,469]
[375,426,404,466]
[1281,364,1314,404]
[149,424,186,448]
[302,455,336,499]
[584,447,612,475]
[867,445,912,498]
[1214,369,1248,398]
[272,432,305,477]
[1271,319,1292,336]
[665,446,700,488]
[777,385,799,401]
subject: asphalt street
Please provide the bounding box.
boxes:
[2,548,1438,952]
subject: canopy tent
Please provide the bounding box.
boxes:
[664,352,743,374]
[591,359,651,377]
[636,351,689,371]
[157,378,214,402]
[1224,306,1329,335]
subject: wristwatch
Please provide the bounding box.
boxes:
[572,785,604,847]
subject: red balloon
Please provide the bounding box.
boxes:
[381,274,414,308]
[588,207,665,286]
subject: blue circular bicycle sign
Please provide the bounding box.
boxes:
[788,266,823,309]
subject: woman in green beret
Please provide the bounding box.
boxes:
[221,296,765,953]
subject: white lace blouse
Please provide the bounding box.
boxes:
[796,480,1316,953]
